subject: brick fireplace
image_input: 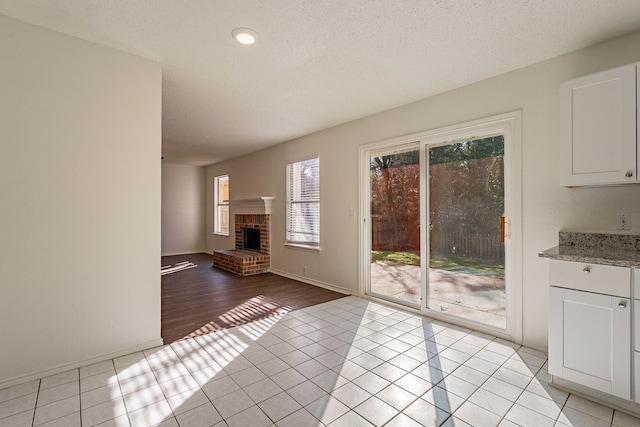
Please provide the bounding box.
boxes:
[213,213,270,276]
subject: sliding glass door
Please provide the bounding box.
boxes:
[361,113,519,336]
[426,137,505,329]
[368,146,421,306]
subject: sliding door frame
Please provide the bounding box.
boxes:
[358,111,522,343]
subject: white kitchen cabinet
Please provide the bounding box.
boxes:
[560,63,638,187]
[549,286,631,399]
[548,259,631,400]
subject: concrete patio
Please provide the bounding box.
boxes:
[370,261,506,329]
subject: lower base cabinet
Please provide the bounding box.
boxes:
[636,352,640,403]
[549,286,631,400]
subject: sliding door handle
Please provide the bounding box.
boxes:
[500,216,507,243]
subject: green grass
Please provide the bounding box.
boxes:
[431,253,504,278]
[371,250,421,265]
[372,250,504,278]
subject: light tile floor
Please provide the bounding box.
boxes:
[1,296,639,427]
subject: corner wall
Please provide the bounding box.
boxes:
[206,30,640,350]
[162,163,205,256]
[0,16,162,386]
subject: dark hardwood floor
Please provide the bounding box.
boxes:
[161,253,348,344]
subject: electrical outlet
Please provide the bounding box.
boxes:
[616,214,631,230]
[303,266,307,275]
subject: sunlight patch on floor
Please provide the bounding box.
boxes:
[161,261,197,276]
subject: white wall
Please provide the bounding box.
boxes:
[206,30,640,350]
[0,16,162,387]
[162,163,205,255]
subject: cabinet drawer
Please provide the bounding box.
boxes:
[549,260,630,298]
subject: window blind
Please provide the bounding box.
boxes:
[214,175,229,234]
[286,158,320,244]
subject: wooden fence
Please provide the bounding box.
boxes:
[372,216,503,262]
[430,231,504,261]
[371,215,419,251]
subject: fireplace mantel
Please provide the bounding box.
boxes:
[227,196,275,214]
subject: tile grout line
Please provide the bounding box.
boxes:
[78,371,82,427]
[492,350,538,427]
[556,394,571,426]
[608,406,616,427]
[256,311,327,425]
[30,379,41,427]
[146,349,186,425]
[354,306,448,424]
[432,333,518,426]
[111,357,132,427]
[178,335,249,425]
[433,333,554,426]
[302,304,484,425]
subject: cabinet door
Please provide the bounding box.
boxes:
[549,287,630,399]
[560,63,637,186]
[636,352,640,403]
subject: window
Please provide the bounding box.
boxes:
[286,157,320,246]
[214,175,229,235]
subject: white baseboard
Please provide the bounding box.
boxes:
[522,340,548,353]
[0,338,164,390]
[552,376,640,417]
[269,269,352,296]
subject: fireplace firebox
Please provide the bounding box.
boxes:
[243,227,261,252]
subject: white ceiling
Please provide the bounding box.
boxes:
[2,1,640,166]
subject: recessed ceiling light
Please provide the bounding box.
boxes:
[232,28,258,45]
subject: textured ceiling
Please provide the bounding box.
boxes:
[2,1,640,166]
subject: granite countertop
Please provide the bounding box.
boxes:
[539,232,640,267]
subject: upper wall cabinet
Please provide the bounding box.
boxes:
[560,63,638,187]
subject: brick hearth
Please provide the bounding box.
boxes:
[213,214,270,276]
[211,249,269,276]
